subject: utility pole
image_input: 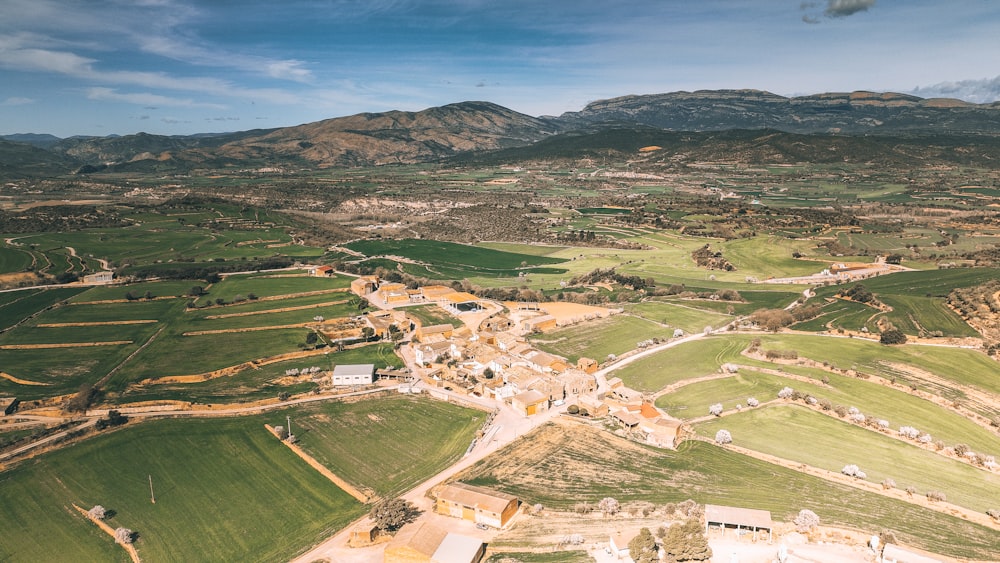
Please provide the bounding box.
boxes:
[149,474,155,504]
[286,415,292,439]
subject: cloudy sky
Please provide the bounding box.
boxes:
[2,0,999,137]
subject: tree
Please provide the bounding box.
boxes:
[114,527,135,544]
[880,328,907,345]
[749,308,794,332]
[88,505,107,520]
[483,367,495,380]
[369,497,418,532]
[885,254,903,265]
[598,497,620,516]
[305,332,319,346]
[714,429,732,444]
[188,286,205,296]
[708,403,723,416]
[794,509,820,533]
[361,327,375,341]
[627,527,659,563]
[661,519,712,562]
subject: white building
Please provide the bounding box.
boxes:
[331,364,375,386]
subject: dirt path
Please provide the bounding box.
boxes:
[265,424,371,503]
[72,504,141,563]
[182,323,311,336]
[37,320,158,327]
[0,371,51,386]
[0,341,131,349]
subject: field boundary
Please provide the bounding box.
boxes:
[0,371,51,385]
[37,320,158,327]
[72,503,141,563]
[0,341,131,349]
[203,299,350,319]
[264,424,371,503]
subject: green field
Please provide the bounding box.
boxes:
[0,246,34,274]
[610,336,750,392]
[345,238,567,278]
[294,395,485,497]
[0,287,87,331]
[404,304,460,328]
[460,423,999,560]
[696,405,1000,513]
[530,315,676,363]
[0,415,364,562]
[655,367,999,453]
[623,301,731,334]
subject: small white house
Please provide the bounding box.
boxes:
[331,364,375,386]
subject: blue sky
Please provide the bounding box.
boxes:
[2,0,999,137]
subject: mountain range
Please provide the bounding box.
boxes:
[4,89,1000,178]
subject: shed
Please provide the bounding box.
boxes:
[705,504,772,542]
[436,482,519,529]
[432,533,485,563]
[331,364,375,386]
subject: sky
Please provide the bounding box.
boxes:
[2,0,999,137]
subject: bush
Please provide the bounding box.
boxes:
[567,404,580,415]
[88,505,107,520]
[880,329,907,345]
[841,464,867,479]
[987,508,1000,521]
[714,429,732,444]
[777,387,794,399]
[899,426,920,440]
[708,403,723,416]
[746,397,759,407]
[114,527,135,544]
[926,491,947,503]
[881,478,896,490]
[598,497,620,516]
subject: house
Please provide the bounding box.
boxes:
[511,389,548,416]
[436,482,519,529]
[608,530,642,559]
[577,395,608,418]
[383,521,485,563]
[704,504,773,542]
[419,285,456,302]
[521,314,557,333]
[309,265,334,277]
[376,283,409,305]
[611,410,641,429]
[82,271,113,284]
[414,341,455,366]
[559,369,596,396]
[350,275,379,296]
[415,323,454,342]
[577,357,598,374]
[331,364,375,386]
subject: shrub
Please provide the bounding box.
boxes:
[880,329,907,345]
[905,486,917,496]
[708,403,723,416]
[567,404,580,415]
[841,464,867,479]
[598,497,621,516]
[881,478,896,490]
[926,491,946,503]
[987,509,1000,521]
[746,397,759,407]
[777,387,794,399]
[898,426,920,440]
[918,433,933,444]
[833,405,847,418]
[793,509,820,533]
[715,429,733,445]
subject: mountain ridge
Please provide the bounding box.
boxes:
[4,89,1000,178]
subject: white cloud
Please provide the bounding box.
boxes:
[910,76,1000,104]
[86,87,227,109]
[1,96,35,106]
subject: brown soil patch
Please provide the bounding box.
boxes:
[0,272,40,287]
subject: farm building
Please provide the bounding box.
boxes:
[82,271,114,284]
[705,504,772,542]
[309,265,334,277]
[383,521,484,563]
[577,395,608,417]
[350,275,379,296]
[376,283,409,305]
[331,364,375,386]
[511,389,548,416]
[577,357,598,374]
[435,482,519,529]
[521,314,557,333]
[608,529,645,559]
[415,323,454,342]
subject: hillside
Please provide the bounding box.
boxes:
[4,89,1000,178]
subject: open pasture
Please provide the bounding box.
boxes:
[71,281,196,302]
[610,335,751,392]
[198,273,351,303]
[0,415,364,562]
[459,423,999,560]
[623,301,731,334]
[656,367,998,453]
[294,395,485,497]
[0,287,87,331]
[0,343,139,399]
[529,314,675,363]
[0,245,33,274]
[182,300,357,332]
[41,299,177,323]
[696,405,1000,513]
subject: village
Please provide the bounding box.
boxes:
[292,271,935,563]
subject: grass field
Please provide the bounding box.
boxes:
[610,336,750,392]
[459,423,998,560]
[345,238,567,278]
[404,304,460,328]
[486,552,592,563]
[294,395,485,497]
[623,301,731,334]
[201,273,352,302]
[695,405,1000,513]
[655,367,999,453]
[0,287,87,331]
[530,315,675,363]
[0,415,364,562]
[0,246,34,274]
